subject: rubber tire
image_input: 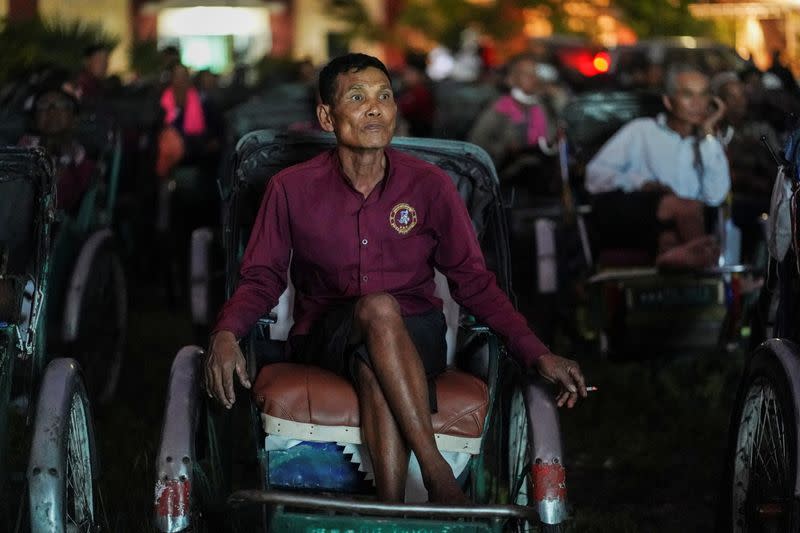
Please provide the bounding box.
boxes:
[725,350,800,532]
[71,244,127,404]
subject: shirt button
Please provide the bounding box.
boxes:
[361,239,368,245]
[362,275,368,282]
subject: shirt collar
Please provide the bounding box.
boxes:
[331,146,394,199]
[656,112,701,140]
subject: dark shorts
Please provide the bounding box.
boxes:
[590,190,668,257]
[288,305,447,412]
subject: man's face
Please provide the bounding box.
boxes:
[34,91,76,136]
[508,59,541,96]
[317,67,397,150]
[664,71,712,127]
[85,51,109,79]
[720,80,748,123]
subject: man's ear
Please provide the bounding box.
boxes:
[317,103,335,132]
[662,94,673,112]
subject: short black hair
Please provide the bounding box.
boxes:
[318,53,390,106]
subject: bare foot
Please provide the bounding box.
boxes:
[423,463,470,505]
[655,235,720,270]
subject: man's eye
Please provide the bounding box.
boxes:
[380,93,393,100]
[351,94,363,101]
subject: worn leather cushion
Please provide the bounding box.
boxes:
[254,362,489,439]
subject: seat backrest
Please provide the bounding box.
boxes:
[0,148,54,277]
[562,90,664,164]
[228,131,511,361]
[229,131,510,292]
[225,83,317,143]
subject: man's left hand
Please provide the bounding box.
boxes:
[702,96,727,136]
[532,353,587,408]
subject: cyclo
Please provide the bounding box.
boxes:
[0,147,104,531]
[154,130,571,532]
[522,89,750,359]
[0,105,128,404]
[720,126,800,532]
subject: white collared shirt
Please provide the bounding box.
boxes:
[585,113,731,206]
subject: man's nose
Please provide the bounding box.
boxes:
[366,100,382,116]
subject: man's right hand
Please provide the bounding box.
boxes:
[204,330,251,409]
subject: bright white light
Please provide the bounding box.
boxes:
[159,7,267,36]
[679,36,697,49]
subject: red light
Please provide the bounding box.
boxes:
[593,52,610,73]
[556,49,610,77]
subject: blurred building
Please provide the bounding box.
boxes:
[2,0,396,74]
[689,0,800,73]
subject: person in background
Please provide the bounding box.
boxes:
[585,64,730,269]
[156,63,213,178]
[76,43,111,105]
[397,53,435,137]
[18,82,96,214]
[712,71,780,263]
[468,54,557,196]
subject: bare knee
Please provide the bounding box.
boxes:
[355,293,401,327]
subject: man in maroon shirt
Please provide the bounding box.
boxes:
[205,53,587,503]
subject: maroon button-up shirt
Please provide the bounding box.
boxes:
[214,148,549,367]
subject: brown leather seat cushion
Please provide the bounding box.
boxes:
[254,362,488,439]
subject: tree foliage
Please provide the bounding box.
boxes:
[325,0,712,52]
[0,17,118,83]
[612,0,713,38]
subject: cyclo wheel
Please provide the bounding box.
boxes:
[507,384,533,532]
[507,384,566,533]
[728,347,800,532]
[65,234,127,404]
[28,358,102,533]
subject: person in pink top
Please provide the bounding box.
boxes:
[469,54,558,196]
[205,53,586,504]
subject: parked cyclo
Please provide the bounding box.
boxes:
[518,89,753,359]
[0,147,105,531]
[154,130,571,532]
[0,105,127,404]
[720,126,800,532]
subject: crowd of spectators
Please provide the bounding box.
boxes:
[2,38,800,281]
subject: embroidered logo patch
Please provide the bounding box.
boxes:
[389,203,417,234]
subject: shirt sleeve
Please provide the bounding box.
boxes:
[212,177,292,338]
[430,172,549,368]
[585,122,650,194]
[698,135,731,206]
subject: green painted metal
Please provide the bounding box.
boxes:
[270,509,504,533]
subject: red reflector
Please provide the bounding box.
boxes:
[155,478,190,518]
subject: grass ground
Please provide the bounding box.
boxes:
[93,281,747,532]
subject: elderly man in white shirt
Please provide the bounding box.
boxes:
[585,64,731,269]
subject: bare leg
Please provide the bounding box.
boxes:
[355,358,408,502]
[352,293,468,503]
[655,195,719,268]
[656,195,705,242]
